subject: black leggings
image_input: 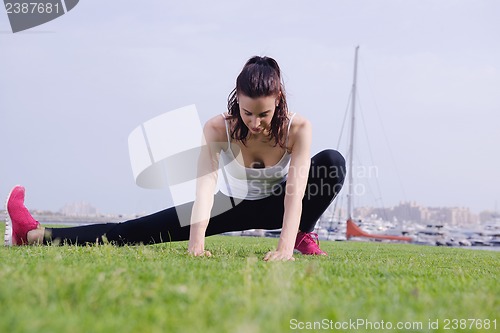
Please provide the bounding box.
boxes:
[44,149,345,245]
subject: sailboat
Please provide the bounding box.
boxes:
[343,46,412,242]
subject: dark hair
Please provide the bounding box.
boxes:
[227,56,289,148]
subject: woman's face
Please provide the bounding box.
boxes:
[238,94,279,136]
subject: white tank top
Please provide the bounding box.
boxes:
[218,113,296,200]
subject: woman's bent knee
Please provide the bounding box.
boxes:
[311,149,346,181]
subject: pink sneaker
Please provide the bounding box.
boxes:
[294,232,327,255]
[5,185,40,246]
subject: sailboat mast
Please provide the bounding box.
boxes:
[347,46,359,220]
[344,47,413,243]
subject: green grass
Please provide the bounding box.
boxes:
[0,222,499,333]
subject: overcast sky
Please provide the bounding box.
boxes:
[1,0,499,216]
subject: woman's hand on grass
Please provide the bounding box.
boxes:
[187,247,212,257]
[188,249,212,257]
[187,240,211,257]
[263,250,295,262]
[188,221,211,257]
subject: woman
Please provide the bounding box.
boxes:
[5,56,345,261]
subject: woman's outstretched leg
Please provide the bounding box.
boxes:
[44,202,194,245]
[7,185,277,246]
[5,185,193,246]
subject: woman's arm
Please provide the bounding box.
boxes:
[264,116,312,261]
[188,116,226,256]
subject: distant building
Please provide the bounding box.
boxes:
[392,202,423,223]
[60,201,97,216]
[423,206,477,225]
[479,210,500,224]
[346,201,478,226]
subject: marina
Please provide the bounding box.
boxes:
[314,218,500,250]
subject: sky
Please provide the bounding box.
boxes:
[1,0,499,216]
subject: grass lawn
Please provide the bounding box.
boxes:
[0,222,498,333]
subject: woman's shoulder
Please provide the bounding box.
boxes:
[287,112,312,149]
[203,113,229,142]
[289,112,311,132]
